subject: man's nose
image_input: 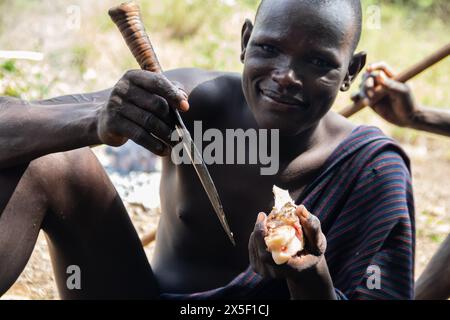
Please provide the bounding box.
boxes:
[271,69,303,89]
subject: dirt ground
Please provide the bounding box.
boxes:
[2,137,450,300]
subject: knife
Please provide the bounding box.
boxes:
[108,1,235,246]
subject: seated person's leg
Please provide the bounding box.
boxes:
[0,163,47,295]
[415,234,450,300]
[0,148,160,299]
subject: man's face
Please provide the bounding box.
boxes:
[241,0,359,136]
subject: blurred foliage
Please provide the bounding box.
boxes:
[365,0,450,19]
[70,45,92,75]
[0,59,58,99]
[390,126,421,145]
[141,0,233,40]
[0,60,16,73]
[0,0,448,115]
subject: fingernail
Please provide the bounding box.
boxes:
[298,205,309,219]
[257,212,266,222]
[179,99,190,112]
[377,73,386,85]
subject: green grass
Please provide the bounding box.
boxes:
[71,45,92,75]
[429,234,445,244]
[0,60,17,73]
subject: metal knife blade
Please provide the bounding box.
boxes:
[173,110,236,246]
[108,2,235,247]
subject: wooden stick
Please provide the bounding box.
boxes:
[340,43,450,118]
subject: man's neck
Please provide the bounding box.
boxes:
[279,119,326,161]
[274,112,355,194]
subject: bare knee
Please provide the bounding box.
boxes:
[31,148,117,226]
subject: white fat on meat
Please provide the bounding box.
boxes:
[264,186,304,265]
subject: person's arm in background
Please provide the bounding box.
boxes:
[358,62,450,137]
[410,108,450,137]
[360,62,450,300]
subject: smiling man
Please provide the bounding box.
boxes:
[0,0,414,299]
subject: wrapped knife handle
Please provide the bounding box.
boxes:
[109,2,162,73]
[109,1,189,113]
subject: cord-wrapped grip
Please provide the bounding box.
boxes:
[109,2,162,73]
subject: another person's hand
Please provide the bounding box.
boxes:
[97,70,189,156]
[248,205,327,280]
[354,62,420,127]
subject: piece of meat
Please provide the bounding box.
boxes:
[264,186,304,265]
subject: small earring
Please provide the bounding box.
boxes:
[341,82,350,91]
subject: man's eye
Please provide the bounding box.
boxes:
[310,58,333,68]
[257,44,278,54]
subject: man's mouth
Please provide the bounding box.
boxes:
[259,88,307,109]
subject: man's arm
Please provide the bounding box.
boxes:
[0,70,189,170]
[0,96,102,169]
[286,257,337,300]
[31,88,112,106]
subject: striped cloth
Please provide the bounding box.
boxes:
[161,125,415,300]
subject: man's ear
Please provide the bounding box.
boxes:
[240,19,254,64]
[341,51,367,92]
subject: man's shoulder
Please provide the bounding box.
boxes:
[164,68,245,117]
[343,126,412,185]
[318,124,411,187]
[165,68,242,100]
[164,67,240,87]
